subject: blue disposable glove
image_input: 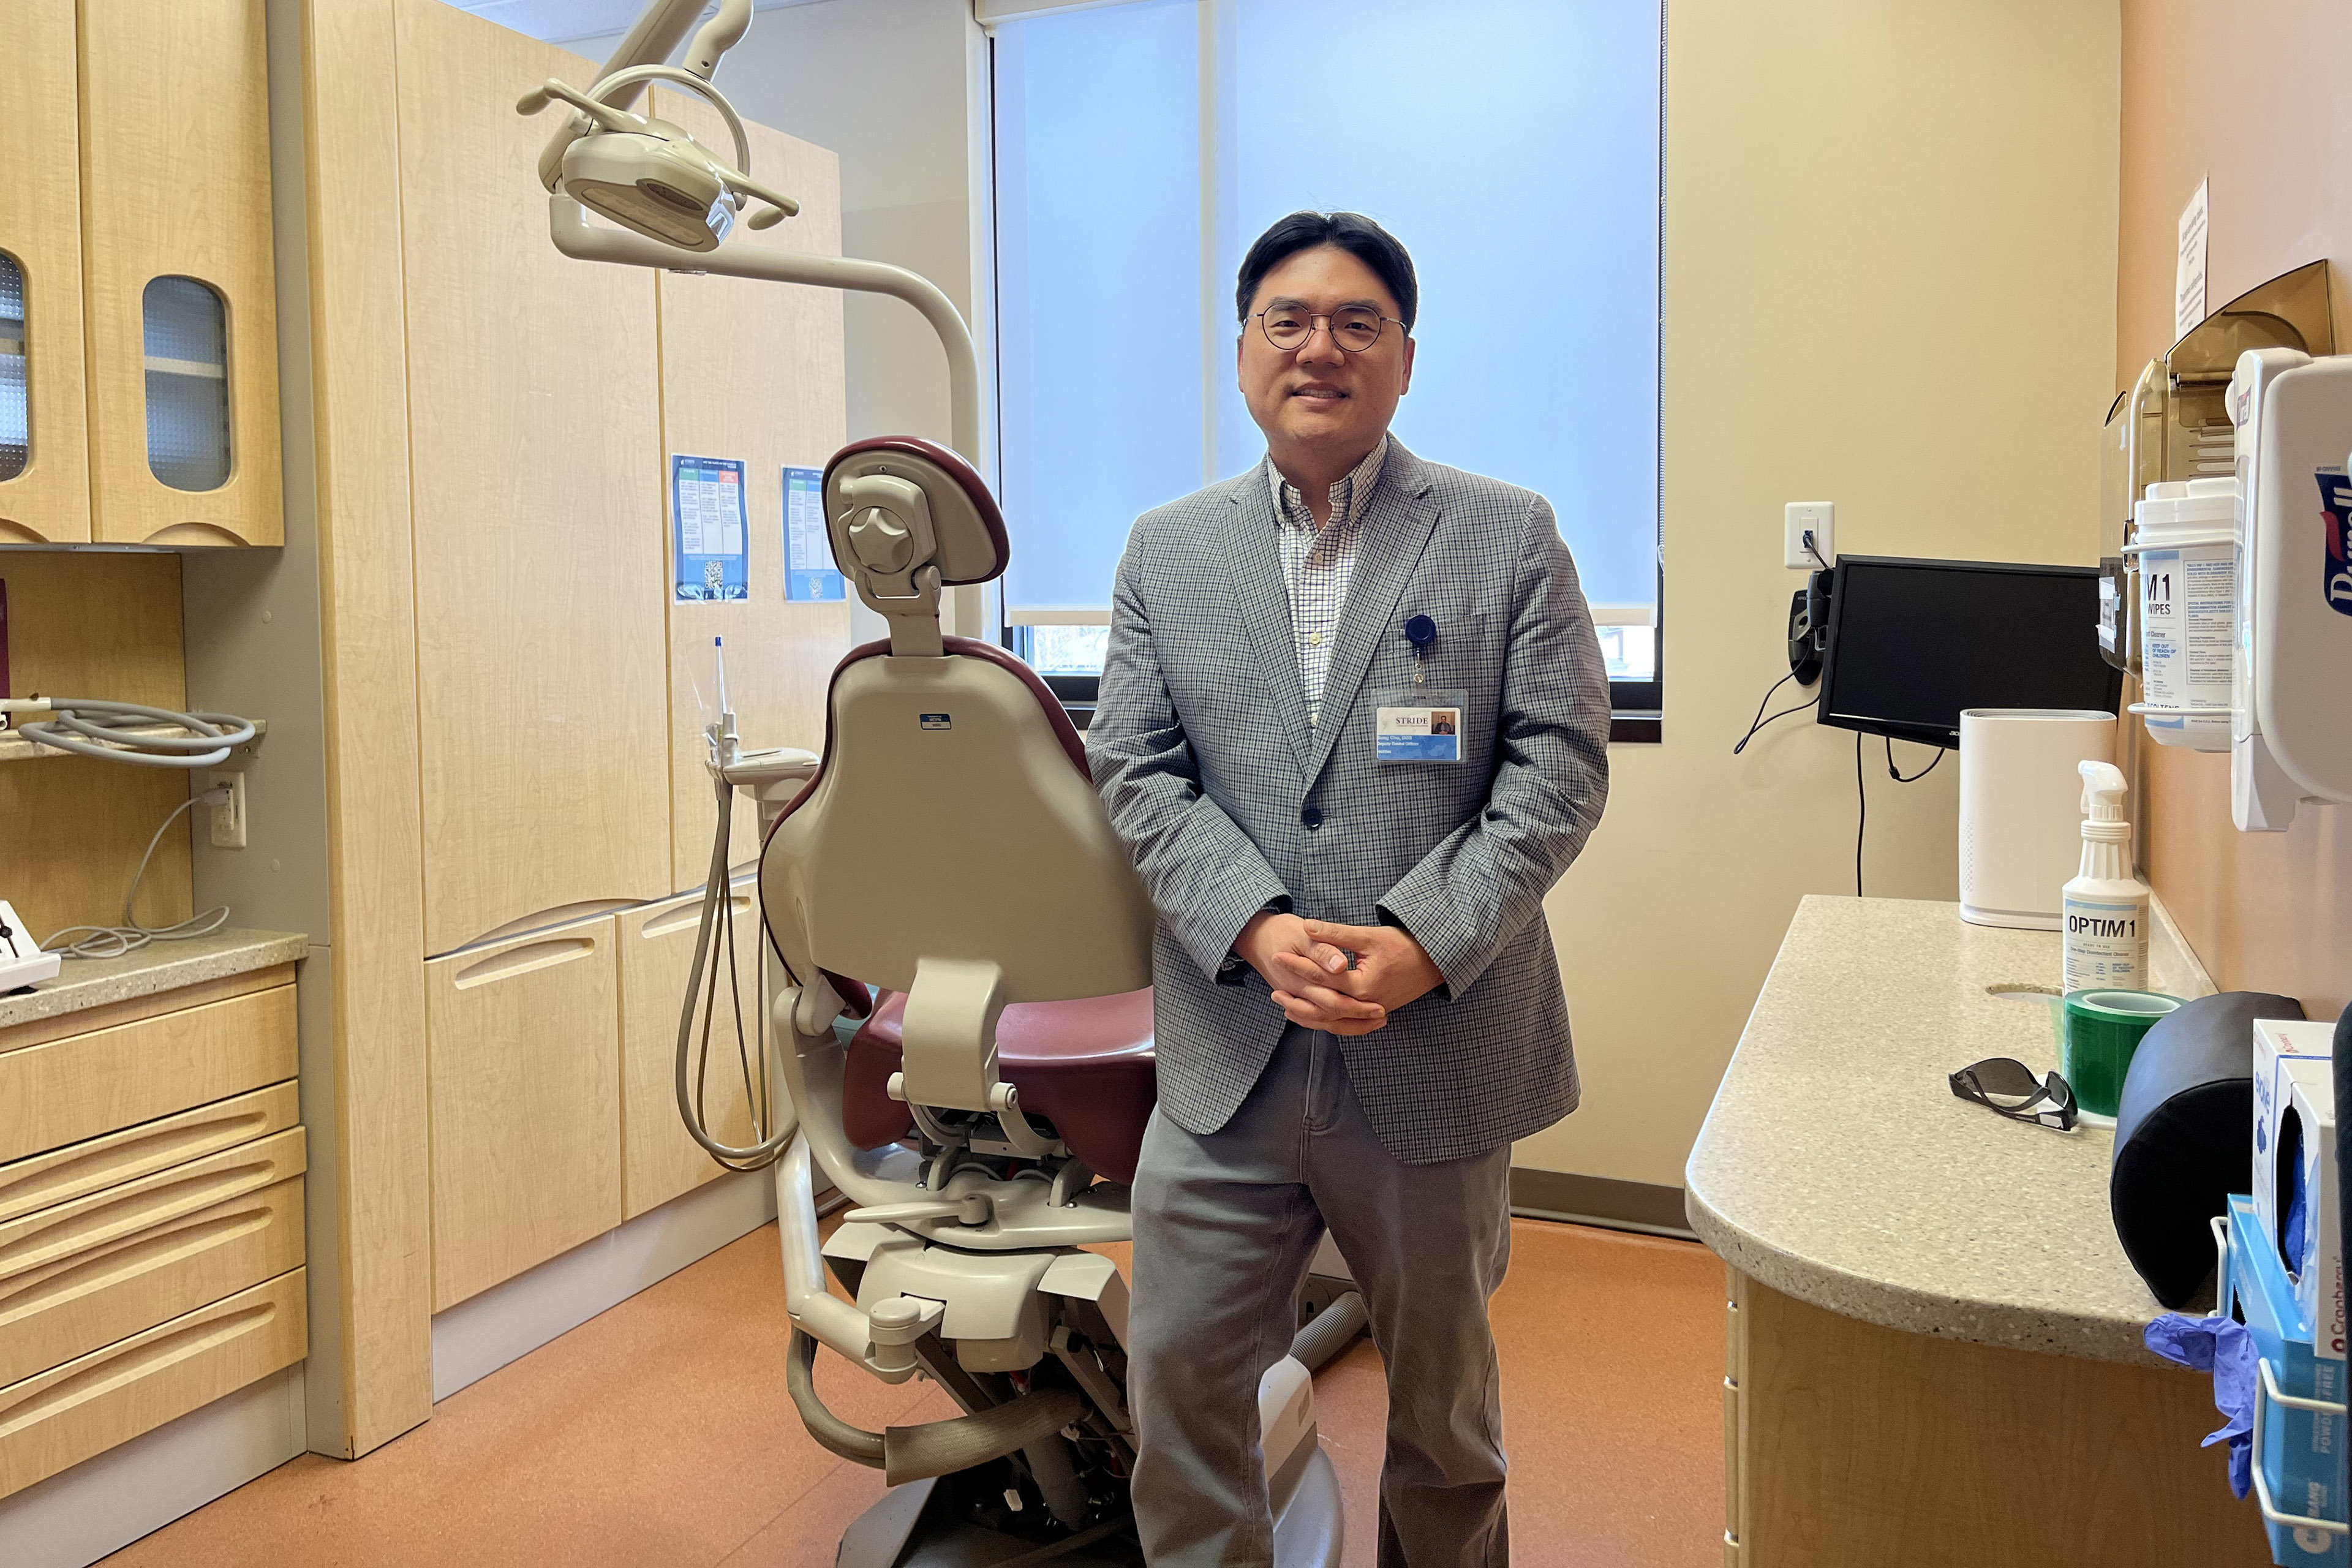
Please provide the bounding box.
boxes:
[2145,1312,2256,1498]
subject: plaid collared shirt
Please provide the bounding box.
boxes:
[1269,435,1389,723]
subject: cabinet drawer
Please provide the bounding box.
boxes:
[0,1266,304,1501]
[0,1082,300,1226]
[428,918,621,1310]
[0,985,296,1163]
[0,1126,305,1387]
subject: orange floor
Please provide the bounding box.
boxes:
[103,1219,1725,1567]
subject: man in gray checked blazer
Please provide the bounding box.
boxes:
[1088,210,1612,1566]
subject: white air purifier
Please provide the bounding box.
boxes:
[1958,709,2118,929]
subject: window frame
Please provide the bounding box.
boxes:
[985,2,1667,742]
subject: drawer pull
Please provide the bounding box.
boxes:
[0,1109,273,1221]
[0,1203,274,1325]
[0,1301,277,1440]
[0,1159,289,1285]
[453,937,597,989]
[639,893,753,941]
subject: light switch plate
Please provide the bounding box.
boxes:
[1785,502,1835,570]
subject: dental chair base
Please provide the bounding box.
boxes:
[824,1346,1343,1567]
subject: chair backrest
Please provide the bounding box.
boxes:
[759,438,1153,1011]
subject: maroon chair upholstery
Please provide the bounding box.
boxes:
[842,987,1157,1185]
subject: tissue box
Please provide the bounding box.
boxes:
[2256,1020,2337,1261]
[2228,1194,2350,1565]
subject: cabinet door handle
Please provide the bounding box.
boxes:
[452,935,600,989]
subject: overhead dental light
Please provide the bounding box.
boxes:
[518,64,798,252]
[517,0,981,459]
[517,0,797,254]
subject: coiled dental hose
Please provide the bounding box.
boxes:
[2,698,257,769]
[673,764,796,1171]
[1,697,260,959]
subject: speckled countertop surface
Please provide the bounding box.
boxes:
[0,929,309,1033]
[1685,894,2215,1365]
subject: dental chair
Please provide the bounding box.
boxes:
[760,437,1351,1564]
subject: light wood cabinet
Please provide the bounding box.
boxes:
[0,1125,306,1387]
[426,916,623,1310]
[0,0,92,545]
[78,0,281,546]
[0,1080,298,1227]
[0,1267,305,1500]
[616,886,761,1220]
[654,92,850,889]
[394,0,669,954]
[0,979,298,1165]
[0,0,277,547]
[1725,1271,2271,1566]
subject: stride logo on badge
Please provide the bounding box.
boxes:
[2318,469,2352,617]
[919,713,952,731]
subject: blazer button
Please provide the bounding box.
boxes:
[1302,806,1324,830]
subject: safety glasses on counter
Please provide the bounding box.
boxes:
[1948,1057,2078,1131]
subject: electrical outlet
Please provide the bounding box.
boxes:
[1784,502,1835,570]
[206,770,247,850]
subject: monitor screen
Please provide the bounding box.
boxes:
[1818,556,2121,749]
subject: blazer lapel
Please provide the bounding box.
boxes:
[1221,464,1315,780]
[1305,442,1442,785]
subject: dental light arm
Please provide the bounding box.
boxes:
[532,0,744,191]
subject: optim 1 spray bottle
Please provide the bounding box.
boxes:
[2062,761,2149,993]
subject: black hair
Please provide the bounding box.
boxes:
[1235,210,1419,331]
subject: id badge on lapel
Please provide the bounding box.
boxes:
[1374,688,1468,763]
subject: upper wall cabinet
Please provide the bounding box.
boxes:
[80,0,282,546]
[0,0,93,545]
[395,0,670,953]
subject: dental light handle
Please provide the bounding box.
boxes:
[519,67,799,230]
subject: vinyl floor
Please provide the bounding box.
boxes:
[102,1218,1725,1567]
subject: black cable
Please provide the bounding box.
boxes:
[1853,733,1949,898]
[1884,734,1945,784]
[1853,730,1866,897]
[1732,671,1820,755]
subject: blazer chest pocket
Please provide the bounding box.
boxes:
[1371,606,1493,688]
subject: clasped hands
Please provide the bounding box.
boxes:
[1234,911,1443,1036]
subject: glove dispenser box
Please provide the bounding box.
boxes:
[2226,1194,2349,1565]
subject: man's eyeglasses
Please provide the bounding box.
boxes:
[1948,1057,2078,1131]
[1250,304,1406,355]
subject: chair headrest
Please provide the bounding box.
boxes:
[822,437,1008,592]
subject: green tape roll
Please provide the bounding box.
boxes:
[2062,989,2184,1120]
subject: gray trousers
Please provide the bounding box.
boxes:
[1129,1024,1513,1567]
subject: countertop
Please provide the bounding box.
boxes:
[0,928,310,1034]
[1684,894,2215,1365]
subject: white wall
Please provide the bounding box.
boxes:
[1512,0,2121,1189]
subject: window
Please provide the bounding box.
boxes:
[990,0,1663,719]
[0,254,26,481]
[142,276,233,492]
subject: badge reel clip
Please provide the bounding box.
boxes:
[1376,614,1466,764]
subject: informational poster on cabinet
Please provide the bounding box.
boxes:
[784,466,845,601]
[671,454,749,603]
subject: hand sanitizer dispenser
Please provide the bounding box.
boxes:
[2228,349,2352,831]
